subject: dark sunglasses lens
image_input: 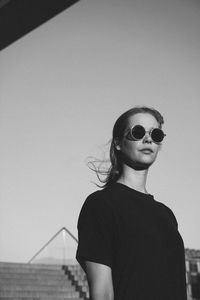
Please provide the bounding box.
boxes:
[131,125,145,140]
[151,128,165,142]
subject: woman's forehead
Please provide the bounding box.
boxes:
[127,113,159,128]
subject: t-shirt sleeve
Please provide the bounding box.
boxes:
[76,192,114,270]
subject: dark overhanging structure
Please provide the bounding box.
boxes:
[0,0,80,51]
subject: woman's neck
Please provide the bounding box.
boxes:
[117,164,149,194]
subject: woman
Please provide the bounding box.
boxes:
[76,106,187,300]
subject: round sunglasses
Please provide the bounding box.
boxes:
[126,125,166,143]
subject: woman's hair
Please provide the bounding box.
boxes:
[89,106,164,188]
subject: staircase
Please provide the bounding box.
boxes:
[63,265,89,300]
[0,262,89,300]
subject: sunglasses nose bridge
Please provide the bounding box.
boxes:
[143,130,153,142]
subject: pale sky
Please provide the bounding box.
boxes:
[0,0,200,263]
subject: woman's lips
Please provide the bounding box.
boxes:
[140,149,153,154]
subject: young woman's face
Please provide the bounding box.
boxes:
[117,113,162,169]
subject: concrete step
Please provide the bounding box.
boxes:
[0,277,72,286]
[0,262,62,270]
[0,273,69,281]
[0,267,65,275]
[0,298,83,300]
[0,290,80,298]
[0,285,76,292]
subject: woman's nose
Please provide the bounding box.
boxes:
[143,132,152,143]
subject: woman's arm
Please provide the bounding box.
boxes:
[85,261,114,300]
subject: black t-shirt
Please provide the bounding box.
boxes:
[76,182,187,300]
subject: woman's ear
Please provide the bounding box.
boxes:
[116,144,121,151]
[114,139,121,151]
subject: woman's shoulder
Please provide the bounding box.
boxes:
[156,201,178,227]
[83,187,111,207]
[80,184,119,213]
[83,190,104,208]
[77,187,117,228]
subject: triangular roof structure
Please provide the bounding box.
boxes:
[29,227,78,265]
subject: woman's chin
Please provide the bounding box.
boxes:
[127,159,153,171]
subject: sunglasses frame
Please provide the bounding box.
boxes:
[126,125,166,143]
